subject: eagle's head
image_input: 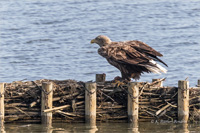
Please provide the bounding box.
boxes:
[91,35,112,47]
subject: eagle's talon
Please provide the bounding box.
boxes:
[112,80,125,87]
[112,76,128,87]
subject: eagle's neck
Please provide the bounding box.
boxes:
[99,41,112,47]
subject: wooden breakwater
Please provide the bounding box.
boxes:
[0,74,200,126]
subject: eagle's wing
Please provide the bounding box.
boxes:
[128,40,168,66]
[128,40,163,56]
[98,43,150,66]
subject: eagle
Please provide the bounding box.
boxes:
[91,35,168,81]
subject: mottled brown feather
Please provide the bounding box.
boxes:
[92,35,167,80]
[98,40,167,80]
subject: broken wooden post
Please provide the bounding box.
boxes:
[85,82,96,125]
[0,83,4,128]
[198,79,200,87]
[178,80,189,123]
[128,82,139,123]
[41,82,53,125]
[152,79,163,87]
[96,74,106,82]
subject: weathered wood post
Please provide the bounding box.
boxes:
[128,122,139,133]
[96,74,106,82]
[178,80,189,123]
[85,82,96,125]
[180,123,189,133]
[0,83,5,128]
[198,79,200,87]
[128,82,139,123]
[152,79,163,87]
[41,82,53,125]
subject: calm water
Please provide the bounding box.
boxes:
[0,0,200,131]
[1,122,199,133]
[0,0,200,86]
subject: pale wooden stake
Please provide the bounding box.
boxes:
[0,83,5,128]
[41,82,53,125]
[85,82,96,125]
[180,123,189,133]
[128,122,139,133]
[152,79,163,87]
[44,104,70,113]
[96,74,106,82]
[128,82,139,123]
[178,80,189,123]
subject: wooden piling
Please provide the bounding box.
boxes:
[198,79,200,87]
[178,80,189,123]
[128,82,139,123]
[128,122,139,133]
[85,82,96,125]
[96,74,106,82]
[0,83,4,128]
[152,79,163,87]
[41,82,53,125]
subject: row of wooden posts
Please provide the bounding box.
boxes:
[0,75,199,127]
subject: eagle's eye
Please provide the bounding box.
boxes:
[95,37,101,41]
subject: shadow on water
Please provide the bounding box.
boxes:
[2,122,200,133]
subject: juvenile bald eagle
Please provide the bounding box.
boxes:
[91,35,168,81]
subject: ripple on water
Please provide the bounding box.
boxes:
[0,0,200,86]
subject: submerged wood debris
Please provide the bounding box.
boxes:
[3,79,200,123]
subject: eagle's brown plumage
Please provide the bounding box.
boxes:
[91,35,167,81]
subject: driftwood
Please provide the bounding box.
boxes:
[44,105,71,113]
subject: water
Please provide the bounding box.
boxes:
[2,122,200,133]
[0,0,200,131]
[0,0,200,86]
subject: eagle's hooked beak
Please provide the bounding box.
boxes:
[91,39,97,44]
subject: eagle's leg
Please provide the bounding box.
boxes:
[111,76,123,87]
[112,76,130,87]
[113,80,125,87]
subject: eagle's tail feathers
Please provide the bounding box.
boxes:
[145,60,167,74]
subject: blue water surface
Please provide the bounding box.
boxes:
[0,0,200,86]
